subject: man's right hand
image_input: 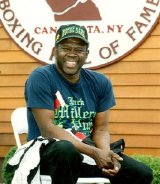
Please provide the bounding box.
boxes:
[92,148,122,176]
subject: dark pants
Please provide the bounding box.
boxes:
[40,140,153,184]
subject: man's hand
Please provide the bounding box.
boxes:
[93,149,122,176]
[102,156,122,176]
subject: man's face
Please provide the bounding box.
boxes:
[54,38,89,77]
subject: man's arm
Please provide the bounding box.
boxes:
[92,110,122,176]
[32,108,122,174]
[32,108,99,158]
[92,110,111,150]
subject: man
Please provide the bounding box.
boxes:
[25,24,153,184]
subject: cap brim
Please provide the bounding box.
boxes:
[56,35,89,45]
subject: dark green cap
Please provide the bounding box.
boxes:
[55,24,89,45]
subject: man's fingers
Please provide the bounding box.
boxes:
[113,153,123,161]
[102,168,118,176]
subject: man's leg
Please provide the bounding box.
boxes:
[109,153,153,184]
[40,140,83,184]
[79,153,153,184]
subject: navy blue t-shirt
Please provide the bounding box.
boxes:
[25,64,116,141]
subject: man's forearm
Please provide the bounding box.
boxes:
[42,123,98,158]
[92,130,110,150]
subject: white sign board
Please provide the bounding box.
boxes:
[0,0,160,69]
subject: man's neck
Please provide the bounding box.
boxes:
[56,67,80,84]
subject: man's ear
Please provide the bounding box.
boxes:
[85,49,89,58]
[49,46,56,60]
[84,50,91,64]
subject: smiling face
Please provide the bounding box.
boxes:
[54,37,89,82]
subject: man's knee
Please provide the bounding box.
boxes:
[118,154,153,183]
[133,162,153,183]
[141,166,153,183]
[55,140,83,165]
[44,140,81,158]
[55,140,78,155]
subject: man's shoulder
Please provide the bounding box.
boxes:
[33,64,54,73]
[30,64,55,78]
[81,68,112,91]
[26,64,56,85]
[82,68,108,81]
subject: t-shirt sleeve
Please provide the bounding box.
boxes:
[25,70,54,110]
[97,75,116,112]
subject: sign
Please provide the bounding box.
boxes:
[0,0,160,69]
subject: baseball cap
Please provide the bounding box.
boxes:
[55,24,89,45]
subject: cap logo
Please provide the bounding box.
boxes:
[62,27,75,37]
[0,0,159,69]
[74,27,86,38]
[61,26,85,38]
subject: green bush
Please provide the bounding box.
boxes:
[131,154,160,184]
[2,146,17,184]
